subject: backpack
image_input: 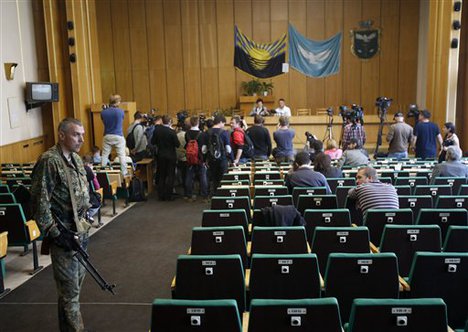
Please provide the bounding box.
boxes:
[186,132,201,166]
[208,129,225,161]
[243,131,255,159]
[126,124,141,150]
[129,176,147,202]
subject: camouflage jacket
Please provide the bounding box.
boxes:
[31,144,90,237]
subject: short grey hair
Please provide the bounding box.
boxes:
[58,118,83,133]
[358,166,378,180]
[446,146,462,161]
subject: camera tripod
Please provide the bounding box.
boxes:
[322,114,335,144]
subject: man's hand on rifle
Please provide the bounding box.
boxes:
[52,231,79,252]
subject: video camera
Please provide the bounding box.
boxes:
[305,131,316,144]
[339,104,364,123]
[176,110,189,128]
[375,96,393,110]
[407,104,419,118]
[326,107,333,117]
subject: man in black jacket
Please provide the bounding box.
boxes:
[152,115,180,201]
[246,115,272,160]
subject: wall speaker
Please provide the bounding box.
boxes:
[69,53,76,63]
[453,20,461,30]
[451,38,459,49]
[68,37,75,46]
[454,1,461,11]
[67,21,74,30]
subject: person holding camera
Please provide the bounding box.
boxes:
[386,112,413,160]
[342,118,366,151]
[127,111,148,162]
[412,110,443,160]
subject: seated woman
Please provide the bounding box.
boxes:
[313,152,343,178]
[324,139,343,159]
[250,98,270,117]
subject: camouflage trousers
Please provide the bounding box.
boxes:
[50,235,88,332]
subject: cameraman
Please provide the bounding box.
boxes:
[386,112,413,160]
[342,117,366,151]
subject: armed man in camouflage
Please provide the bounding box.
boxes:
[31,118,91,332]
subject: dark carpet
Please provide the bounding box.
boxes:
[0,194,207,332]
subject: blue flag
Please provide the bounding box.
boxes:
[288,24,342,78]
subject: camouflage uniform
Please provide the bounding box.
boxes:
[31,144,90,332]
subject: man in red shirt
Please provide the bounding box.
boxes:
[230,116,247,165]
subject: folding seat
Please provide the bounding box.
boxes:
[211,196,251,221]
[327,178,356,194]
[344,196,364,226]
[394,185,412,196]
[398,195,432,217]
[303,209,352,242]
[363,208,413,245]
[250,226,308,255]
[324,253,400,322]
[0,193,16,204]
[436,195,468,209]
[253,195,293,209]
[311,226,370,275]
[215,186,250,199]
[443,226,468,252]
[253,179,284,186]
[433,177,467,196]
[0,204,42,274]
[96,172,118,215]
[222,172,251,182]
[253,185,288,197]
[394,176,428,191]
[151,299,242,332]
[248,298,343,332]
[6,177,31,188]
[346,298,448,332]
[248,253,321,300]
[343,170,358,179]
[379,224,442,276]
[406,252,468,329]
[378,170,397,182]
[173,254,246,313]
[202,209,249,237]
[190,226,248,269]
[379,177,393,184]
[414,185,452,203]
[253,172,281,182]
[416,208,467,242]
[297,194,337,215]
[457,184,468,195]
[0,231,10,299]
[221,179,250,186]
[292,186,328,206]
[0,185,10,194]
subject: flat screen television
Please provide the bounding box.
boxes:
[25,82,59,103]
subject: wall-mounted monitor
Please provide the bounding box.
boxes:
[25,82,59,103]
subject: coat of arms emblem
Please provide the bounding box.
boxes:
[351,20,380,60]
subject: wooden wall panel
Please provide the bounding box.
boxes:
[95,0,420,117]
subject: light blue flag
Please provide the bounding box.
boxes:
[288,24,342,78]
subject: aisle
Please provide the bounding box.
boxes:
[0,195,208,331]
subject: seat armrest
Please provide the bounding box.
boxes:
[247,241,251,257]
[26,220,41,241]
[171,276,176,291]
[399,276,411,291]
[243,312,250,331]
[110,181,118,195]
[0,231,8,258]
[320,273,325,291]
[96,188,104,202]
[245,268,250,290]
[369,242,379,253]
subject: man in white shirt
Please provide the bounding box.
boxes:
[275,98,291,117]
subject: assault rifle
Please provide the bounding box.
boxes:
[53,213,116,295]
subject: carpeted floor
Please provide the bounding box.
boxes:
[0,194,208,331]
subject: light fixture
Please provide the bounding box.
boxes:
[4,63,18,80]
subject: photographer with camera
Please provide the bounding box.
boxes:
[340,105,366,151]
[386,112,413,160]
[412,110,443,160]
[126,111,148,162]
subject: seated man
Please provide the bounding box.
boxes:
[347,166,399,215]
[430,146,468,183]
[337,138,369,168]
[285,151,331,194]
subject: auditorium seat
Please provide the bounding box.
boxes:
[327,178,356,194]
[253,179,284,186]
[303,209,352,242]
[394,176,428,191]
[221,179,250,186]
[211,196,251,221]
[0,204,42,274]
[334,186,354,208]
[0,231,10,299]
[223,172,251,182]
[292,187,328,205]
[248,253,321,300]
[363,208,413,245]
[96,172,118,215]
[435,195,468,209]
[0,193,16,204]
[416,208,467,242]
[253,185,288,197]
[253,195,293,209]
[398,195,432,217]
[346,298,448,332]
[414,185,452,203]
[394,185,412,196]
[202,209,249,238]
[250,226,308,255]
[311,226,370,275]
[406,252,468,329]
[443,226,468,252]
[344,196,364,226]
[379,224,442,276]
[457,184,468,195]
[216,186,251,199]
[297,194,337,215]
[379,177,393,184]
[433,177,467,196]
[173,254,246,313]
[151,299,242,332]
[253,172,281,182]
[6,177,31,188]
[0,185,10,194]
[247,298,342,332]
[324,253,400,322]
[190,226,248,269]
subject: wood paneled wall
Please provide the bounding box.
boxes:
[0,135,48,164]
[96,0,420,116]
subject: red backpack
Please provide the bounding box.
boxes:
[186,133,201,165]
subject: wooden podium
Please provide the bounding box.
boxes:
[90,102,137,149]
[238,96,275,116]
